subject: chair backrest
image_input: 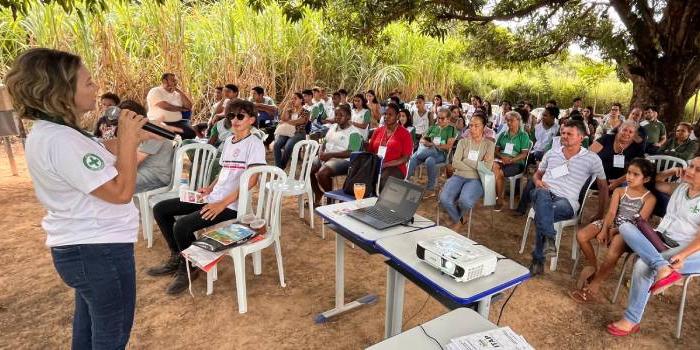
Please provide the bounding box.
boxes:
[576,176,597,219]
[287,139,320,183]
[646,155,687,182]
[236,166,287,238]
[171,143,218,191]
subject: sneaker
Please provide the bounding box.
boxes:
[529,260,544,276]
[544,237,557,257]
[166,259,199,295]
[493,202,504,212]
[147,254,180,277]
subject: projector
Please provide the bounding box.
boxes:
[416,235,498,282]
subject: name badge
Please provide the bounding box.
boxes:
[468,150,479,161]
[613,154,625,168]
[504,142,515,155]
[432,136,442,145]
[640,120,649,127]
[378,146,387,159]
[551,164,569,178]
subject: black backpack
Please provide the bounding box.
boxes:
[343,152,380,198]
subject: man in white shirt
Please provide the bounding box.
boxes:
[146,73,195,139]
[530,106,559,162]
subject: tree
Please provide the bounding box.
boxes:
[249,0,700,128]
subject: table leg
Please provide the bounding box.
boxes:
[314,232,377,323]
[477,297,491,319]
[384,266,406,338]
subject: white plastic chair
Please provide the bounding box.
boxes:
[506,143,532,210]
[206,166,287,313]
[143,143,218,248]
[519,176,595,271]
[134,139,181,247]
[277,139,320,229]
[646,155,687,182]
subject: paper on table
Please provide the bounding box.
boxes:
[447,327,534,350]
[181,245,225,272]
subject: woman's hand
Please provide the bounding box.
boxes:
[596,228,608,245]
[118,109,148,144]
[197,187,212,196]
[200,201,228,220]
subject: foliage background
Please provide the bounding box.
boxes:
[1,0,696,126]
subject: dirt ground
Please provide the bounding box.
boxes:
[1,141,698,350]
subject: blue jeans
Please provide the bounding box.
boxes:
[51,243,136,350]
[531,188,574,262]
[619,223,700,323]
[274,133,305,169]
[407,146,446,190]
[439,175,483,223]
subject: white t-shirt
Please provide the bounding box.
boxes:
[657,183,700,245]
[412,109,430,135]
[324,124,363,154]
[351,108,371,139]
[207,134,267,210]
[25,121,139,247]
[533,122,559,152]
[146,86,183,122]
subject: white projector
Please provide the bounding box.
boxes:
[416,235,498,282]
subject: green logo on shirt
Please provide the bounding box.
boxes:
[83,153,104,171]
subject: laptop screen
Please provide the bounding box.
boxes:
[376,177,424,216]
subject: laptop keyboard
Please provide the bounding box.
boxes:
[358,207,403,225]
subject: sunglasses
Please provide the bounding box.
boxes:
[227,112,250,120]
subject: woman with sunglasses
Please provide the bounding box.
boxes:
[148,99,266,295]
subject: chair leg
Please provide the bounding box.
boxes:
[253,251,262,275]
[571,224,579,261]
[145,205,155,249]
[612,253,633,304]
[676,276,694,339]
[137,195,148,241]
[275,239,287,288]
[508,178,516,210]
[206,265,217,295]
[298,195,304,219]
[232,250,248,314]
[519,215,532,254]
[307,190,315,229]
[549,225,563,272]
[467,209,473,238]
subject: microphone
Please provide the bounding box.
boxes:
[105,106,178,140]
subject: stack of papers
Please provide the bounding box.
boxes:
[181,245,225,272]
[446,327,533,350]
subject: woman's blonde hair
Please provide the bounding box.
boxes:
[4,48,83,128]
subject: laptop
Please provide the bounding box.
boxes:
[346,177,425,229]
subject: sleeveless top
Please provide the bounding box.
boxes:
[613,187,649,227]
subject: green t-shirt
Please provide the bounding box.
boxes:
[642,120,666,144]
[496,130,531,165]
[310,103,326,122]
[424,125,458,154]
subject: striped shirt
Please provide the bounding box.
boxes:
[539,146,606,212]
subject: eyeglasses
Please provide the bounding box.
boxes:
[438,117,447,120]
[227,112,249,120]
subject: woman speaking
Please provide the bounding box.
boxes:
[5,48,147,349]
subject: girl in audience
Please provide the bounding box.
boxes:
[351,93,371,139]
[431,95,445,122]
[398,108,416,141]
[439,113,495,233]
[366,103,413,191]
[365,90,382,126]
[582,106,599,139]
[595,104,623,140]
[149,100,266,295]
[606,156,700,336]
[451,96,462,109]
[411,94,431,139]
[482,100,493,124]
[570,158,657,303]
[274,92,309,169]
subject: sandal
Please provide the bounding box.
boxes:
[606,322,640,337]
[650,270,682,295]
[568,287,599,304]
[576,266,596,289]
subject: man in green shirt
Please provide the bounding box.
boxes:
[493,111,531,211]
[641,105,667,147]
[406,109,458,195]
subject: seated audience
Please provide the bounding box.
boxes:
[93,92,121,138]
[146,73,196,139]
[523,120,608,275]
[310,105,363,203]
[366,90,382,126]
[397,108,416,141]
[274,92,309,169]
[148,100,265,295]
[407,108,458,196]
[493,111,531,210]
[659,122,698,161]
[439,113,495,233]
[607,156,700,336]
[589,121,645,192]
[530,106,559,163]
[595,103,623,140]
[570,158,657,303]
[350,93,371,139]
[366,103,413,190]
